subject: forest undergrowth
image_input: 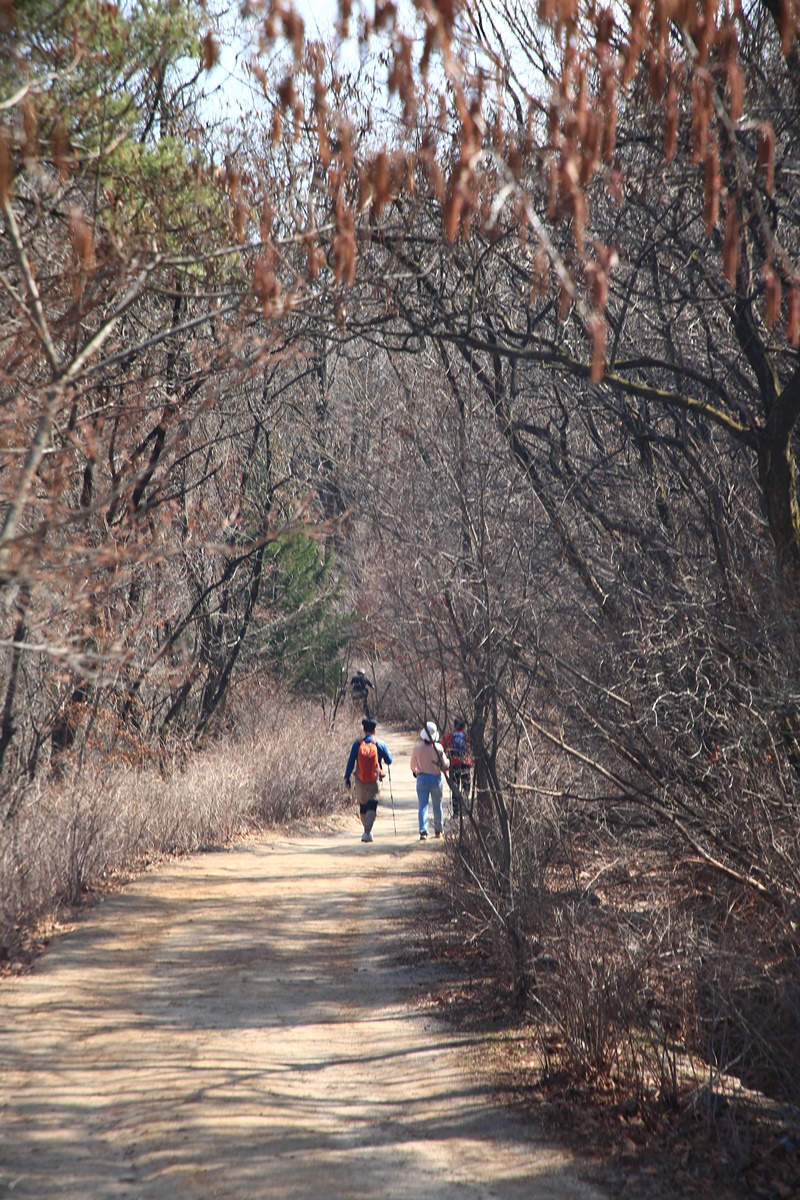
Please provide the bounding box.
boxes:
[417,812,800,1200]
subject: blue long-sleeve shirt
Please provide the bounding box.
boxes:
[345,734,393,783]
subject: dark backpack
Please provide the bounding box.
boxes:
[356,738,380,784]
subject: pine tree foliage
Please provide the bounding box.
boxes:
[256,532,355,697]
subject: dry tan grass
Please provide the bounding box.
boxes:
[0,700,349,964]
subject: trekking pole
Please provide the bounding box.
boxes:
[387,764,397,833]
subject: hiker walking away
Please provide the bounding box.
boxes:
[410,721,450,841]
[349,668,374,717]
[344,717,393,843]
[443,717,472,819]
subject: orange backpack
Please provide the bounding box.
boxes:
[356,737,380,784]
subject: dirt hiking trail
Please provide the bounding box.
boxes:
[0,730,607,1200]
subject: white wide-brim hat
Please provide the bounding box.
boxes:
[420,722,440,742]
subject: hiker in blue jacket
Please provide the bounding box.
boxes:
[344,717,393,843]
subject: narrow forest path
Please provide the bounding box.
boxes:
[0,729,607,1200]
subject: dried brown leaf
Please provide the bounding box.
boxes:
[443,188,463,241]
[68,208,96,273]
[333,204,356,286]
[572,188,587,253]
[254,252,281,316]
[277,76,296,112]
[691,76,710,164]
[317,111,331,169]
[787,283,800,345]
[283,10,305,59]
[722,198,740,286]
[757,122,775,197]
[779,0,797,55]
[306,237,325,281]
[531,247,550,301]
[201,32,219,71]
[727,59,743,123]
[358,166,372,212]
[589,316,606,382]
[234,200,248,244]
[764,265,782,329]
[665,78,679,161]
[260,200,274,242]
[558,279,572,321]
[704,139,720,234]
[373,149,391,215]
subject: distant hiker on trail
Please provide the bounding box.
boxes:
[410,721,450,841]
[349,669,374,716]
[344,717,393,843]
[443,717,472,819]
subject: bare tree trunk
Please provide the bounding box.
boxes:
[757,364,800,591]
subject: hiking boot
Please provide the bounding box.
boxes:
[419,831,427,840]
[361,831,373,843]
[434,830,442,838]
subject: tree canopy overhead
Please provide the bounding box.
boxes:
[2,0,799,765]
[248,0,800,583]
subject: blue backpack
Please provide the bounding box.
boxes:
[450,730,467,760]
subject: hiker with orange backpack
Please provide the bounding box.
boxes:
[344,717,393,843]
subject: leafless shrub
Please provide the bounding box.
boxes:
[689,897,800,1106]
[247,707,346,826]
[529,883,700,1114]
[535,902,644,1084]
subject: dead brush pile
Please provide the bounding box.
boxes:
[0,699,348,967]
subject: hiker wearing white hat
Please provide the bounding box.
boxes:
[410,722,450,840]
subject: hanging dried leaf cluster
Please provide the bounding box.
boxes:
[252,0,799,366]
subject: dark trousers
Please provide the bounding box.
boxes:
[450,766,471,817]
[359,798,378,833]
